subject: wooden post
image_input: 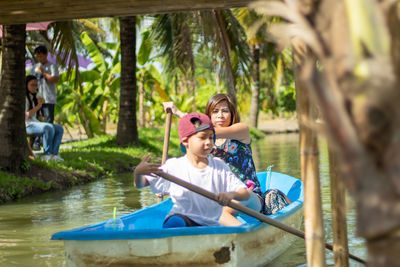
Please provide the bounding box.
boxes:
[329,147,350,266]
[294,43,326,266]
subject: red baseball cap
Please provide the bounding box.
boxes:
[178,113,215,142]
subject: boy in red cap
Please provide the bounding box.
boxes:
[134,113,250,228]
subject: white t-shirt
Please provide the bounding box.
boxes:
[33,61,59,104]
[25,92,43,126]
[146,155,247,226]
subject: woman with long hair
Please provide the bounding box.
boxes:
[25,75,64,161]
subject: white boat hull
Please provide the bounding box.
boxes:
[64,208,303,267]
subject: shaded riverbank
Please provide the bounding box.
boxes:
[0,128,182,204]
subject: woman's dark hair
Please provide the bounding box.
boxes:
[26,75,42,118]
[26,75,37,88]
[205,93,240,126]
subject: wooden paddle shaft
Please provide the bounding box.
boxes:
[162,109,173,164]
[157,171,366,265]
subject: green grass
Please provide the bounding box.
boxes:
[0,172,52,201]
[59,128,182,172]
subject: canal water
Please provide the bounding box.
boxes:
[0,133,366,266]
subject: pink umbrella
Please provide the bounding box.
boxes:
[0,21,52,38]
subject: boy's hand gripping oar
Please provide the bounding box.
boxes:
[156,171,366,265]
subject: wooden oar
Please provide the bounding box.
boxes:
[157,171,366,265]
[157,108,173,203]
[162,108,173,164]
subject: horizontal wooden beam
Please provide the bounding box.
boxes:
[0,0,255,24]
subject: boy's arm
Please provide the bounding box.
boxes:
[216,188,250,206]
[133,154,161,188]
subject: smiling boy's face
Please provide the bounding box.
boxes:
[182,129,214,158]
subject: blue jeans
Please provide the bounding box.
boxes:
[33,103,55,147]
[26,122,63,155]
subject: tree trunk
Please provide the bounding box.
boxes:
[116,16,139,146]
[0,24,27,172]
[249,44,260,128]
[213,9,237,105]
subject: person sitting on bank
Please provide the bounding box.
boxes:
[25,75,64,161]
[134,113,250,228]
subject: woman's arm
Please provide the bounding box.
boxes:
[162,102,186,118]
[214,123,251,144]
[26,97,43,119]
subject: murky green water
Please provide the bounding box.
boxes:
[0,133,366,266]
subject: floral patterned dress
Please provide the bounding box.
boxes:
[211,139,263,198]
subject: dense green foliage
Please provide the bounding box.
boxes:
[48,13,296,133]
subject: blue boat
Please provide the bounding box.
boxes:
[52,171,304,266]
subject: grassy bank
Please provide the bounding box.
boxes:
[0,127,265,204]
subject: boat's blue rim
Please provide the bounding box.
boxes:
[51,172,304,241]
[51,201,303,241]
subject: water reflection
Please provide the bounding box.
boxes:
[0,133,366,266]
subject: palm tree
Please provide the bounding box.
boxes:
[148,10,251,109]
[149,13,197,111]
[200,9,251,105]
[235,9,268,127]
[116,16,139,146]
[26,20,105,85]
[0,24,27,172]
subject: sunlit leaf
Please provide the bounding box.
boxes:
[81,31,107,73]
[138,30,153,66]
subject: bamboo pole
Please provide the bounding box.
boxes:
[329,147,350,267]
[294,47,326,266]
